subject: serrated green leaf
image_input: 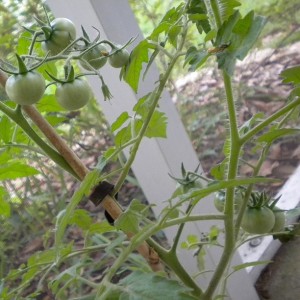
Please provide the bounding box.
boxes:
[111,112,130,132]
[216,11,266,76]
[133,93,152,117]
[149,22,171,41]
[184,47,210,72]
[113,271,196,300]
[187,0,211,34]
[168,25,182,48]
[0,186,10,218]
[45,115,67,126]
[16,31,32,55]
[217,0,241,23]
[281,65,300,85]
[257,128,300,143]
[37,61,57,81]
[239,112,264,134]
[114,125,133,147]
[0,161,39,180]
[89,221,116,234]
[36,94,65,112]
[233,12,266,60]
[0,115,13,143]
[115,199,149,233]
[145,110,168,138]
[69,209,92,231]
[210,159,227,180]
[124,40,150,93]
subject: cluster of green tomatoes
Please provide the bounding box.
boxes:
[214,190,285,234]
[3,17,130,110]
[173,164,285,236]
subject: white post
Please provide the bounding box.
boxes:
[46,1,260,298]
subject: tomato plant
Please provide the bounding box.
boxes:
[241,206,275,234]
[41,18,76,55]
[0,1,299,300]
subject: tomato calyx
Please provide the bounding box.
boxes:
[171,163,205,196]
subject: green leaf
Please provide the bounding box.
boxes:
[233,12,266,60]
[239,112,264,135]
[89,221,116,234]
[110,271,196,300]
[114,125,133,147]
[184,47,210,72]
[168,25,182,48]
[36,94,65,113]
[205,30,217,42]
[0,186,10,218]
[0,115,13,143]
[280,65,300,85]
[187,0,211,34]
[69,209,93,231]
[145,110,168,138]
[216,11,266,76]
[124,40,150,93]
[115,199,149,233]
[16,31,32,55]
[257,128,300,144]
[45,115,67,126]
[111,112,130,132]
[149,22,171,41]
[216,0,241,23]
[0,161,39,180]
[210,159,227,180]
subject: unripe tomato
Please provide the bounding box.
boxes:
[56,78,91,111]
[241,206,275,234]
[108,48,130,68]
[42,18,76,55]
[5,71,45,105]
[214,191,242,213]
[79,44,108,70]
[271,209,285,232]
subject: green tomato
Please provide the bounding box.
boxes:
[214,191,242,213]
[56,78,91,111]
[241,206,275,234]
[79,44,108,70]
[108,48,130,68]
[5,71,45,105]
[271,209,285,232]
[42,18,76,55]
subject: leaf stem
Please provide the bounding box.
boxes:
[240,97,300,145]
